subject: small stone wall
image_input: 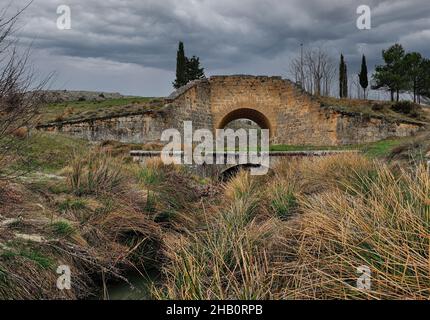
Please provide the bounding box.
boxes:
[335,114,421,145]
[40,112,169,144]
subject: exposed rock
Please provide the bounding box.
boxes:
[15,233,46,243]
[32,90,125,103]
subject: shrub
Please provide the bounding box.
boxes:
[371,103,384,112]
[391,101,419,115]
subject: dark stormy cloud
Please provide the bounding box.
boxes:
[8,0,430,96]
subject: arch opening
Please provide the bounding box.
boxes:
[216,108,272,134]
[220,164,272,181]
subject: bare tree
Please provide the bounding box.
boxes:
[290,58,302,87]
[349,74,362,99]
[289,47,335,97]
[0,3,50,178]
[322,59,336,96]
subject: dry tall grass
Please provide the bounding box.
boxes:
[155,171,279,299]
[279,160,430,299]
[0,151,161,299]
[2,146,429,299]
[155,154,430,300]
[68,151,126,196]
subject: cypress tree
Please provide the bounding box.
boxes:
[343,62,348,98]
[173,41,187,89]
[339,54,346,98]
[359,55,369,98]
[187,56,205,81]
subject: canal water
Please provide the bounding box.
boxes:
[101,270,160,300]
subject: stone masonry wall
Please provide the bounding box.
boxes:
[335,114,420,145]
[207,76,344,145]
[42,112,169,144]
[166,79,213,132]
[38,75,424,146]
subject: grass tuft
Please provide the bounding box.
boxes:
[68,151,125,196]
[51,221,75,237]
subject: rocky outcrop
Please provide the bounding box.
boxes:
[32,90,125,103]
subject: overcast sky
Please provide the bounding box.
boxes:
[8,0,430,96]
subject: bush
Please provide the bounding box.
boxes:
[371,103,384,112]
[391,101,419,115]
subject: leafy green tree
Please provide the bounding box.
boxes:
[173,42,187,89]
[404,52,423,103]
[173,42,205,89]
[372,44,407,101]
[417,58,430,103]
[186,56,205,82]
[358,55,368,98]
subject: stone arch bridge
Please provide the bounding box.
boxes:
[39,75,422,146]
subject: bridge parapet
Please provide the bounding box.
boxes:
[130,150,359,160]
[130,150,360,178]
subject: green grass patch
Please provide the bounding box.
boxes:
[360,138,409,158]
[145,191,158,214]
[40,97,161,123]
[138,167,164,186]
[9,132,89,173]
[24,178,69,196]
[1,248,53,270]
[269,137,414,159]
[270,144,353,152]
[58,198,87,212]
[51,221,75,237]
[270,190,297,220]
